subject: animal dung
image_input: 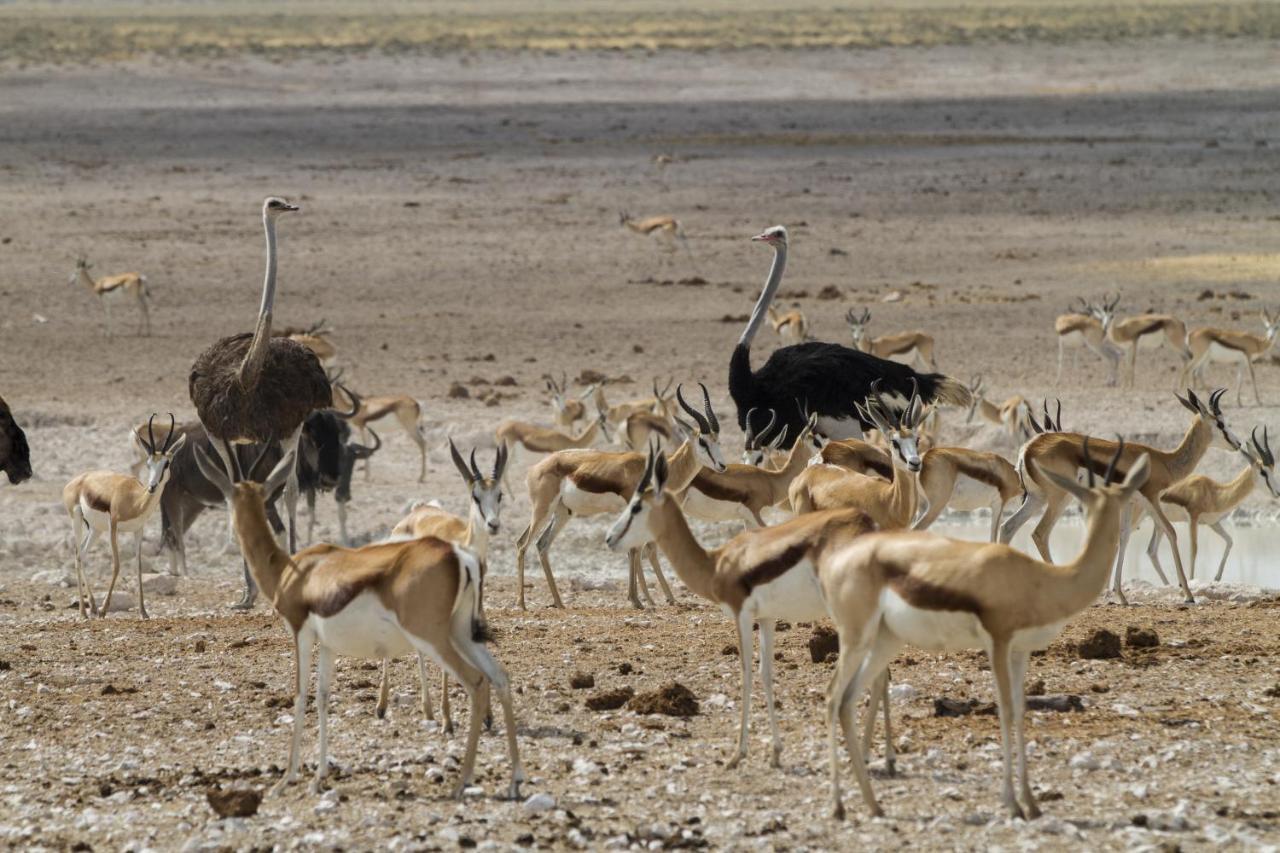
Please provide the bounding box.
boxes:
[206,786,261,818]
[585,687,634,711]
[569,672,595,689]
[627,683,699,717]
[1077,629,1123,660]
[1125,626,1160,648]
[807,625,838,663]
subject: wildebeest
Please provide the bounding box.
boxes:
[0,395,32,486]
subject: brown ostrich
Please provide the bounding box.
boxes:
[188,197,331,606]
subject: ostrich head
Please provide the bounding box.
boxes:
[751,225,787,248]
[263,197,300,218]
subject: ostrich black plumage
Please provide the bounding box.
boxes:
[728,226,970,447]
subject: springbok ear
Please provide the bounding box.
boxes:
[167,433,188,455]
[1120,453,1151,495]
[448,439,473,485]
[263,451,296,497]
[653,451,670,498]
[1175,391,1197,414]
[1036,461,1092,504]
[193,444,233,499]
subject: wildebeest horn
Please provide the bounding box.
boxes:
[675,384,710,434]
[334,384,361,418]
[350,428,381,460]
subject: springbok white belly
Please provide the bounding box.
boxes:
[742,558,828,622]
[1136,333,1166,351]
[879,589,1066,653]
[307,591,415,660]
[79,500,150,534]
[1206,342,1246,365]
[559,482,626,517]
[1059,330,1088,349]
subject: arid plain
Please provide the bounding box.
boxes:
[1,3,1279,849]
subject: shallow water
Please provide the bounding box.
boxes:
[932,514,1280,590]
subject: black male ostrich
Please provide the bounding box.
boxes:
[729,226,970,447]
[0,395,32,485]
[188,198,331,605]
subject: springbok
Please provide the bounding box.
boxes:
[1054,297,1120,385]
[63,414,186,619]
[70,258,152,337]
[999,388,1239,603]
[1152,426,1279,582]
[846,308,936,370]
[514,384,726,610]
[331,384,427,482]
[193,444,524,799]
[820,440,1149,820]
[1181,308,1280,405]
[767,306,808,346]
[379,441,509,731]
[1107,312,1190,388]
[607,443,878,769]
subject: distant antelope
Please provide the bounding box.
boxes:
[1054,296,1121,385]
[63,414,186,619]
[277,320,337,366]
[514,384,726,610]
[619,211,697,270]
[495,410,607,495]
[70,258,152,337]
[1181,308,1280,405]
[845,309,936,370]
[595,378,675,428]
[545,373,597,429]
[767,306,808,346]
[331,384,427,482]
[1154,426,1280,582]
[1107,312,1190,388]
[965,376,1033,442]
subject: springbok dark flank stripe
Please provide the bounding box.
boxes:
[737,541,810,596]
[884,565,982,615]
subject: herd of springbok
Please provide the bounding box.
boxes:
[4,201,1277,818]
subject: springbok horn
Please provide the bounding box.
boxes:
[334,383,361,418]
[161,413,178,453]
[247,441,277,484]
[469,448,483,482]
[758,408,779,443]
[146,414,157,455]
[675,384,710,434]
[1104,437,1125,486]
[743,407,760,447]
[699,382,720,433]
[1209,387,1226,414]
[493,443,507,480]
[449,438,473,484]
[637,440,657,493]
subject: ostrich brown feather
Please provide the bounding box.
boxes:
[189,332,332,444]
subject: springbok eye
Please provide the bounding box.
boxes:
[631,503,641,514]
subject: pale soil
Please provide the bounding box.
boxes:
[2,29,1280,851]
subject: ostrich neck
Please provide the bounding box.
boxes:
[739,245,787,348]
[239,214,278,388]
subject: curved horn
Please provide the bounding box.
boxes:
[699,382,720,433]
[1209,387,1226,414]
[352,427,382,459]
[449,438,473,483]
[161,413,178,453]
[1104,436,1125,486]
[845,308,858,324]
[493,442,508,480]
[743,407,760,448]
[758,408,778,443]
[469,448,483,482]
[675,384,710,434]
[1081,436,1095,488]
[1053,399,1063,432]
[334,383,361,418]
[637,440,657,494]
[247,441,278,483]
[145,414,157,455]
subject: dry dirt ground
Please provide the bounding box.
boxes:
[2,9,1280,850]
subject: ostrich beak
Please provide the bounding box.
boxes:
[751,233,771,242]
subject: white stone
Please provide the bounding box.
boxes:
[1069,752,1100,771]
[30,569,72,586]
[140,573,178,595]
[889,683,918,703]
[523,793,556,814]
